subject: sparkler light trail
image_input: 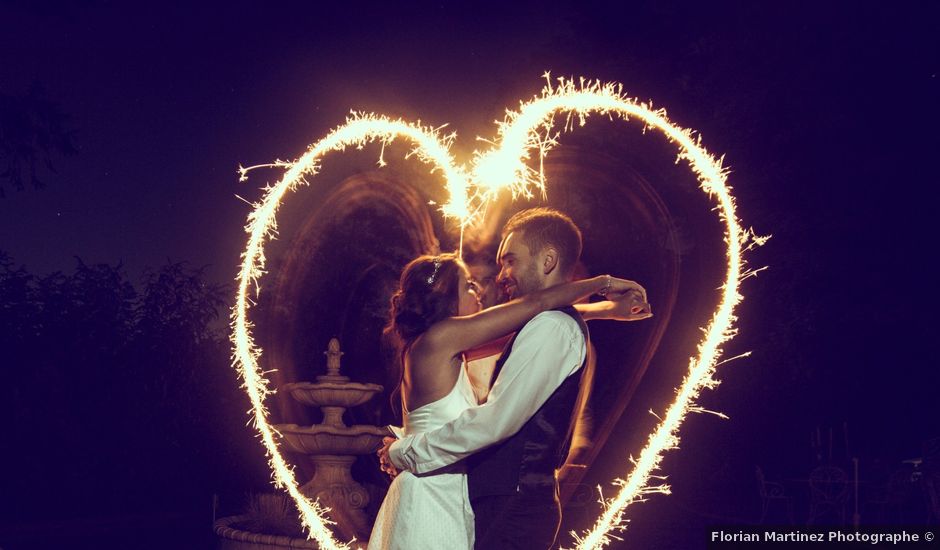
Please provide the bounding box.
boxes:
[232,115,468,550]
[232,75,762,550]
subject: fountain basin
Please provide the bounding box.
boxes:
[214,515,317,550]
[281,381,383,408]
[275,423,388,455]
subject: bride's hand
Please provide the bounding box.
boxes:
[606,289,653,321]
[377,436,399,479]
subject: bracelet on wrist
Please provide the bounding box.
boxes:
[598,275,612,297]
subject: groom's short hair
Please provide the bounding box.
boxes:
[502,207,582,276]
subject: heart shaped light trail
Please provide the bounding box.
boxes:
[232,75,763,550]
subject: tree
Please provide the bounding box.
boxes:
[0,83,78,197]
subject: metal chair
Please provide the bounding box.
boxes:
[807,465,849,525]
[923,437,940,523]
[864,467,914,524]
[756,466,793,524]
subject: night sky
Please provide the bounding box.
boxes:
[2,2,939,549]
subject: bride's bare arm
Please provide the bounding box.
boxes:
[423,276,645,357]
[575,291,652,321]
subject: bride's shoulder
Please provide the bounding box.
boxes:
[406,331,458,370]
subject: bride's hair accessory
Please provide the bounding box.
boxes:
[426,258,443,285]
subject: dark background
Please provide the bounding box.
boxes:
[2,1,938,548]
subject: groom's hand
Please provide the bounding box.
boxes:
[606,278,648,302]
[378,436,399,479]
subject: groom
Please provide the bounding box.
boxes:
[385,207,648,549]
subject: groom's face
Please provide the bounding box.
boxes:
[496,231,542,299]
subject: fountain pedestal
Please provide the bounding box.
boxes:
[274,338,386,540]
[303,455,365,514]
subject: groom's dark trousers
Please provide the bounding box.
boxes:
[467,307,590,550]
[471,486,562,549]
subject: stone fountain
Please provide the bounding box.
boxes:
[274,338,387,540]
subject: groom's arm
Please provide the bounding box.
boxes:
[389,311,586,474]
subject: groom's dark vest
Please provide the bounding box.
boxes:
[466,306,589,501]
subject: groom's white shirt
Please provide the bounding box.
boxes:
[389,310,586,474]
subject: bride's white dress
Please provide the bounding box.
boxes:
[368,365,477,550]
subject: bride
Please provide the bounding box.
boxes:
[367,252,646,549]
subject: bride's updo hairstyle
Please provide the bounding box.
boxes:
[385,253,463,349]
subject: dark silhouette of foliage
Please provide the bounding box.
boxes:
[0,83,78,197]
[136,262,227,348]
[2,252,264,523]
[0,251,36,344]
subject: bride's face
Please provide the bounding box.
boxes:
[456,266,483,316]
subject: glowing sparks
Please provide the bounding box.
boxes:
[232,114,468,550]
[231,76,761,549]
[488,76,758,550]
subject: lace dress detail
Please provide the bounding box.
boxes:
[368,365,477,549]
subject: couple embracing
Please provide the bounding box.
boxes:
[369,208,651,550]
